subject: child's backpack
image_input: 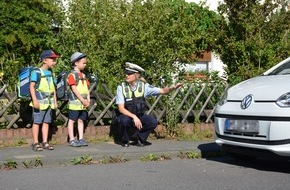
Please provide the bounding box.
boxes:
[56,71,84,100]
[17,66,41,99]
[56,71,70,100]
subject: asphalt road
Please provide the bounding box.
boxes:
[1,156,289,190]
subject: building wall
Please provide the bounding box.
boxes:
[185,0,226,77]
[209,52,226,77]
[182,51,226,78]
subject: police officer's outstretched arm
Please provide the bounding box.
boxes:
[159,83,183,95]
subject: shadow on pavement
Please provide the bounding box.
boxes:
[198,142,290,174]
[198,142,221,153]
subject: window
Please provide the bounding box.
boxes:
[184,61,209,73]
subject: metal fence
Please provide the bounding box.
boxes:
[0,81,228,129]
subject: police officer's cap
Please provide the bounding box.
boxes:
[125,62,144,74]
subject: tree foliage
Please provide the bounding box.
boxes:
[0,0,64,88]
[0,0,221,90]
[56,0,221,90]
[1,0,288,90]
[215,0,290,85]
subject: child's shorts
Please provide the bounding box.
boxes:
[33,107,52,124]
[68,110,87,121]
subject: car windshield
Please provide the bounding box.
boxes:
[267,60,290,75]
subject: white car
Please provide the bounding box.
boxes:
[215,57,290,158]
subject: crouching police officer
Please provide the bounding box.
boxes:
[115,62,183,147]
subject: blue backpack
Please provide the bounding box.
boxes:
[17,66,41,99]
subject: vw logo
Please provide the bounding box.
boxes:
[241,95,253,109]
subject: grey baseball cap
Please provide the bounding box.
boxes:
[70,52,86,64]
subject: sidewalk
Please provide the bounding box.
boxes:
[0,139,222,168]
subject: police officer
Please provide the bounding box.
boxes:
[116,62,183,147]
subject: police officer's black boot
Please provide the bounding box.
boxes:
[132,132,152,147]
[121,139,130,147]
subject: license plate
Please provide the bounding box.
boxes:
[224,119,259,134]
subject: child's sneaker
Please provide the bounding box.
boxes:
[78,139,88,146]
[68,140,81,147]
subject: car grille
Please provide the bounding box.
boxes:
[216,132,290,145]
[224,131,266,138]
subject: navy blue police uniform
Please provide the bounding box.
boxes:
[116,62,161,146]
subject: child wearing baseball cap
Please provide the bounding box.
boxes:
[30,50,60,151]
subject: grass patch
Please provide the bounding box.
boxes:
[2,159,18,170]
[22,160,33,169]
[140,153,172,162]
[71,154,93,165]
[175,124,214,141]
[99,154,129,164]
[15,138,28,146]
[140,153,159,161]
[178,151,201,159]
[22,157,43,169]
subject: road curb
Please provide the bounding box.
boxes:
[0,140,223,170]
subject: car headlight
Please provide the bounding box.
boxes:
[218,91,228,106]
[276,92,290,107]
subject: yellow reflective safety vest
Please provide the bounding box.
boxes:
[68,72,89,110]
[121,80,146,116]
[30,69,55,110]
